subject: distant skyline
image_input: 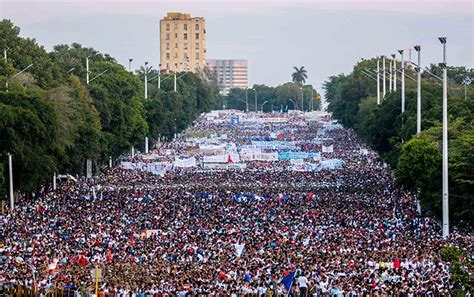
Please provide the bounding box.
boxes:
[1,0,473,92]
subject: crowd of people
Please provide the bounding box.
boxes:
[0,110,472,296]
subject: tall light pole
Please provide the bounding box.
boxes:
[439,37,449,238]
[86,56,90,85]
[382,55,386,98]
[254,89,258,112]
[261,100,269,113]
[414,45,421,135]
[463,77,471,100]
[389,57,393,92]
[128,58,133,72]
[174,63,178,92]
[377,59,381,105]
[245,88,249,112]
[392,54,397,91]
[8,153,14,211]
[158,64,162,89]
[3,47,8,63]
[300,87,304,111]
[398,50,405,113]
[144,62,149,99]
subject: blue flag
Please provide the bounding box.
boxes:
[281,270,297,292]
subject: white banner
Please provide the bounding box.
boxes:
[203,154,240,163]
[322,145,334,153]
[241,152,279,161]
[174,156,197,168]
[234,243,245,257]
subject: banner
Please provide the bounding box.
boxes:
[322,145,334,153]
[203,163,247,170]
[234,243,245,257]
[174,156,197,168]
[203,154,240,163]
[240,152,278,161]
[278,151,316,160]
[320,159,343,169]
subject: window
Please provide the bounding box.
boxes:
[195,52,199,60]
[184,43,188,49]
[184,24,188,30]
[175,43,178,48]
[174,53,178,58]
[166,43,170,50]
[166,23,170,31]
[165,33,170,40]
[195,42,199,49]
[174,33,178,38]
[166,63,170,69]
[184,33,188,40]
[195,23,199,30]
[166,53,170,60]
[195,33,199,39]
[184,52,188,59]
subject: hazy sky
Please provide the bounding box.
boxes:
[1,0,473,92]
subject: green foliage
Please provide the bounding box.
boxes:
[325,56,473,223]
[291,66,308,84]
[439,246,473,292]
[226,83,320,113]
[0,20,222,195]
[0,91,59,192]
[0,19,63,89]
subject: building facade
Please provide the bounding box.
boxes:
[206,59,248,95]
[160,12,206,73]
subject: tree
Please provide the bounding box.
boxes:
[291,66,308,84]
[0,91,59,193]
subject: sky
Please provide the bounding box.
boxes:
[1,0,473,92]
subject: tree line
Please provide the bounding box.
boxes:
[0,19,222,196]
[225,65,320,112]
[324,57,473,224]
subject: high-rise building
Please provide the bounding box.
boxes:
[160,12,206,73]
[206,59,248,95]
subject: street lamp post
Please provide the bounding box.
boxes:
[389,57,393,92]
[174,64,178,92]
[463,77,471,100]
[392,54,397,91]
[245,88,249,112]
[439,37,449,238]
[377,59,381,105]
[144,62,149,99]
[254,89,258,112]
[382,56,386,98]
[399,50,405,113]
[414,45,421,135]
[158,64,162,89]
[261,100,269,113]
[3,47,8,62]
[300,87,304,111]
[8,153,14,211]
[128,58,133,72]
[289,98,297,110]
[86,56,90,85]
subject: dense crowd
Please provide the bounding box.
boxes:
[1,111,472,296]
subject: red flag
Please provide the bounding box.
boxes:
[227,155,233,163]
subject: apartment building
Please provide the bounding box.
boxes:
[206,59,248,95]
[160,12,206,72]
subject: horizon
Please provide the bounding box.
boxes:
[1,0,473,92]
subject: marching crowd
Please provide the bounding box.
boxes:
[0,111,472,296]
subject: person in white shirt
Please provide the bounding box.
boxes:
[296,272,309,297]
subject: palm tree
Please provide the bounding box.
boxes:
[291,66,308,84]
